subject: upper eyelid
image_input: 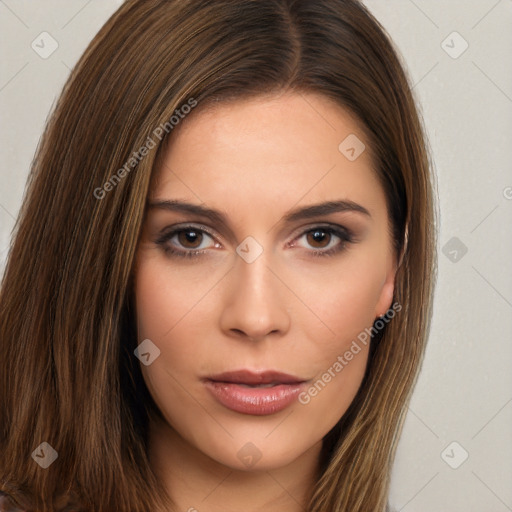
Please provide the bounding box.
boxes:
[155,223,217,246]
[158,223,217,238]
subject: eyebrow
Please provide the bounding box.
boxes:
[147,199,371,229]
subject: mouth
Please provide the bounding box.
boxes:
[203,369,308,416]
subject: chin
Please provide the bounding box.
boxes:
[196,430,321,473]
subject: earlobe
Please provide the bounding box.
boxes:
[374,257,398,318]
[375,280,395,319]
[376,227,407,318]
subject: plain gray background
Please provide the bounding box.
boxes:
[1,1,511,510]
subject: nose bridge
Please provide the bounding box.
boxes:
[237,248,274,300]
[219,239,290,339]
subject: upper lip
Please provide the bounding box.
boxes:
[206,369,306,385]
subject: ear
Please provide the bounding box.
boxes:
[373,253,398,318]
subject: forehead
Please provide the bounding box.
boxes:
[150,92,386,222]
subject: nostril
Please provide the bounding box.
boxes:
[231,328,251,340]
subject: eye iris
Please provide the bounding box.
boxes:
[178,230,202,248]
[307,229,330,248]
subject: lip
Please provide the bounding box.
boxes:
[207,369,305,385]
[204,369,307,416]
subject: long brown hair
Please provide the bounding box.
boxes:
[0,0,437,510]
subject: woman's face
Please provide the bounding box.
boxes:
[134,91,397,471]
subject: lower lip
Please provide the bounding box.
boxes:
[204,380,305,415]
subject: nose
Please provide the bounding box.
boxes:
[219,247,291,342]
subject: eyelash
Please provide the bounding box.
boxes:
[154,224,355,260]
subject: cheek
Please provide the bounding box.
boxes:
[134,252,216,340]
[291,274,377,434]
[134,261,206,435]
[284,255,385,408]
[134,259,204,391]
[290,256,386,354]
[325,268,383,337]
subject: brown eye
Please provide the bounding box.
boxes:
[293,225,354,258]
[177,229,203,248]
[306,229,332,248]
[155,225,218,259]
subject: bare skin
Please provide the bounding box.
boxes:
[134,91,397,511]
